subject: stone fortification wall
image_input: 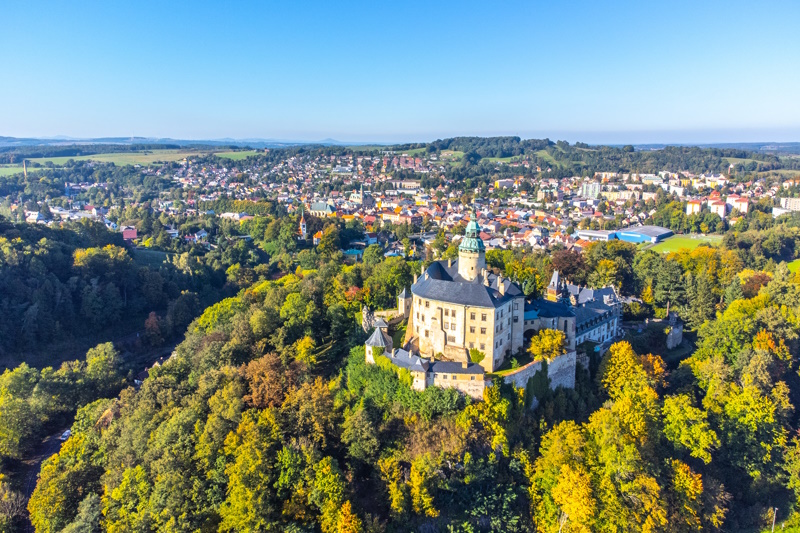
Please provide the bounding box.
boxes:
[501,351,577,392]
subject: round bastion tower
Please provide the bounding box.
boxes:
[457,211,485,281]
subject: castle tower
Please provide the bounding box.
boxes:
[457,210,485,281]
[365,326,392,364]
[398,286,411,318]
[546,270,564,302]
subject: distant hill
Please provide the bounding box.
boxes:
[632,142,800,154]
[0,136,383,149]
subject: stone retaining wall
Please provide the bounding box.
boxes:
[501,351,577,392]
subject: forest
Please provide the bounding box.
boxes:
[0,216,251,360]
[0,210,797,532]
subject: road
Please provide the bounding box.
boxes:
[21,431,65,499]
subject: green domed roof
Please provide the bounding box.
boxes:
[459,217,485,253]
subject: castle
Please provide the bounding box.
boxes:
[402,214,525,372]
[364,212,623,400]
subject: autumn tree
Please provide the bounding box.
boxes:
[528,329,566,362]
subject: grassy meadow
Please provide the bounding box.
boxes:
[651,234,723,253]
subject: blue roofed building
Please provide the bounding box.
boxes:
[614,225,673,244]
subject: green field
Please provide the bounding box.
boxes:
[484,155,521,163]
[0,149,264,173]
[215,150,261,160]
[535,149,559,166]
[15,149,200,167]
[650,234,723,253]
[724,156,763,166]
[132,248,171,267]
[788,258,800,273]
[0,166,30,177]
[398,147,428,157]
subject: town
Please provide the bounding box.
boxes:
[12,141,798,257]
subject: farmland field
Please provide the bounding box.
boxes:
[650,234,723,253]
[216,150,261,160]
[24,149,200,166]
[0,166,28,177]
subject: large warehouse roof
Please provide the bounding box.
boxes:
[620,225,672,238]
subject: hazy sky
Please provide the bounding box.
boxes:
[2,0,799,143]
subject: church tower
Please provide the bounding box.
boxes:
[299,208,307,240]
[457,210,486,281]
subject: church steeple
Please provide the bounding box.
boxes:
[299,206,307,240]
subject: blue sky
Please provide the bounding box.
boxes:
[1,0,799,143]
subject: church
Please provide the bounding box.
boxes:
[401,214,525,373]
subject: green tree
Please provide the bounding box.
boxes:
[317,225,340,257]
[341,407,379,463]
[724,279,744,305]
[662,394,719,464]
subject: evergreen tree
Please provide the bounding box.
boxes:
[724,279,744,306]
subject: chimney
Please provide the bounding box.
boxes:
[484,271,490,286]
[462,360,468,369]
[413,273,418,284]
[499,275,505,295]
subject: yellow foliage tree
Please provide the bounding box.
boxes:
[528,329,566,362]
[552,464,596,533]
[337,501,363,533]
[409,453,440,518]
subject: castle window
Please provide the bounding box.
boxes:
[480,343,485,350]
[507,333,511,340]
[513,302,518,310]
[470,326,475,333]
[470,312,476,320]
[425,330,429,338]
[514,316,518,323]
[425,301,430,308]
[480,327,486,334]
[469,342,474,348]
[447,336,455,343]
[481,313,487,321]
[471,376,476,381]
[444,309,449,317]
